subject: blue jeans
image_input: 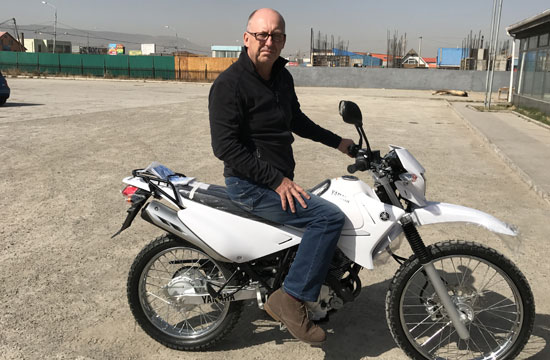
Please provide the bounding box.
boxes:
[225,176,346,302]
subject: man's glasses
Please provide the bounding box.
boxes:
[247,31,286,43]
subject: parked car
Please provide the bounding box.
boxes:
[0,70,10,106]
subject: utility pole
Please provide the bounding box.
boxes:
[164,25,178,53]
[484,0,504,108]
[41,1,57,53]
[418,36,423,67]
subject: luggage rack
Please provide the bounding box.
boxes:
[132,168,187,209]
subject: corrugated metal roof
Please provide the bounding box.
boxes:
[507,9,550,36]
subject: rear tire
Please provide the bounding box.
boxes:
[127,234,243,350]
[386,240,535,359]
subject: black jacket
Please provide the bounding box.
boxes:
[209,50,341,189]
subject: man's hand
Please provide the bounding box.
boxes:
[275,177,310,213]
[338,138,355,157]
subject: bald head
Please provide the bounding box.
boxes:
[247,8,286,33]
[243,8,286,79]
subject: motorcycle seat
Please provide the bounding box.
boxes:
[176,183,279,226]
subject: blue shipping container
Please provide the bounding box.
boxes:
[437,48,468,67]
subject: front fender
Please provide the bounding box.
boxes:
[412,202,517,236]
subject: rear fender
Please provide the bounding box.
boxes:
[412,202,517,236]
[123,176,150,191]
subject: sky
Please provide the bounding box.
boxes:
[2,0,549,57]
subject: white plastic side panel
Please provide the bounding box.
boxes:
[413,202,517,236]
[177,199,303,263]
[320,177,378,232]
[333,193,406,269]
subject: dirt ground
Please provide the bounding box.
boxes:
[1,78,549,359]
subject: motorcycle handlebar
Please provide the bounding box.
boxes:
[347,144,359,158]
[348,158,369,174]
[347,164,358,174]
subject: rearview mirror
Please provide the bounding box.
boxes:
[339,100,362,126]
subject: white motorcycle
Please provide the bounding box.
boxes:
[114,101,535,359]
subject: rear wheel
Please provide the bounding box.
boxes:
[127,234,243,350]
[0,97,6,106]
[386,240,535,359]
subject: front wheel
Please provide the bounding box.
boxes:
[386,240,535,360]
[127,234,243,350]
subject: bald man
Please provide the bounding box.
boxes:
[209,8,354,345]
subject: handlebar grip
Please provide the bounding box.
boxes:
[347,144,359,157]
[347,164,358,173]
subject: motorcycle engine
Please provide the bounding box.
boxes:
[306,285,343,321]
[306,249,362,321]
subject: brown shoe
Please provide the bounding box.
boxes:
[264,288,326,345]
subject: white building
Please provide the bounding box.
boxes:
[24,39,71,53]
[211,45,243,58]
[141,44,156,56]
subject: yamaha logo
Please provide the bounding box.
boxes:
[379,212,390,221]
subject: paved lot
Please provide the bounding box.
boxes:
[1,77,549,359]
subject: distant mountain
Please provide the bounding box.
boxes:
[1,24,210,54]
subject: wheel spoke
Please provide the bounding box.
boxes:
[419,320,452,347]
[147,291,171,305]
[408,304,444,333]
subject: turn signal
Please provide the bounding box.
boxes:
[399,173,418,183]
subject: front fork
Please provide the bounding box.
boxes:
[401,215,470,340]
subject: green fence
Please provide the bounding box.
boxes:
[0,52,175,80]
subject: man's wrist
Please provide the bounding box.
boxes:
[269,173,285,190]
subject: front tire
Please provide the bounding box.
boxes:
[127,234,243,350]
[386,240,535,360]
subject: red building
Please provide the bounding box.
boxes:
[0,32,26,52]
[423,57,437,68]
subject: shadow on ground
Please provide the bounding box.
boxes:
[1,102,43,107]
[208,278,549,359]
[211,279,398,358]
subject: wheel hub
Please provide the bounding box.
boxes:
[456,302,475,324]
[163,268,206,301]
[424,286,477,324]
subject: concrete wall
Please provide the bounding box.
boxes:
[288,67,511,92]
[513,94,550,115]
